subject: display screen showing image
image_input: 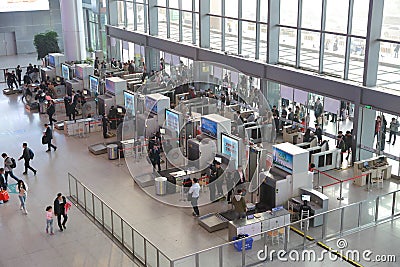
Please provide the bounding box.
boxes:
[221,133,240,168]
[124,91,135,115]
[272,147,293,174]
[165,109,180,135]
[145,96,157,114]
[1,0,49,13]
[89,76,99,94]
[48,55,55,67]
[75,67,84,80]
[61,64,69,80]
[201,117,217,139]
[105,79,115,95]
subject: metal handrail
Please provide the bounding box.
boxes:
[68,173,172,265]
[171,188,400,262]
[68,171,400,265]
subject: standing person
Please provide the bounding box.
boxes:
[23,72,32,86]
[149,145,161,172]
[314,124,323,145]
[232,189,247,220]
[314,98,323,123]
[94,57,100,70]
[69,91,77,121]
[45,206,54,235]
[394,44,400,58]
[336,131,346,167]
[17,179,28,214]
[47,101,57,125]
[54,193,68,231]
[387,117,399,145]
[208,162,217,202]
[102,114,110,138]
[214,161,224,199]
[188,178,200,217]
[344,131,352,161]
[374,116,382,142]
[0,168,6,192]
[18,143,36,175]
[43,124,57,152]
[16,65,22,86]
[2,153,20,184]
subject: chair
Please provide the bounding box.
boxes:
[288,201,299,222]
[300,210,310,231]
[267,230,280,245]
[371,170,384,189]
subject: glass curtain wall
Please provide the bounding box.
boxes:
[359,107,400,177]
[156,0,199,44]
[104,0,400,92]
[208,0,267,60]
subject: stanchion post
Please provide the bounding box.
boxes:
[337,180,344,200]
[117,148,123,167]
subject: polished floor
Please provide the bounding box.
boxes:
[0,53,399,267]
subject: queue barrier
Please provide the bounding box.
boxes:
[314,169,370,200]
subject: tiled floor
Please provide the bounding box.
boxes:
[0,53,399,266]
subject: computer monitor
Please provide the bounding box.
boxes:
[214,157,222,163]
[301,195,311,202]
[83,89,88,95]
[56,76,61,82]
[363,161,369,168]
[159,128,166,135]
[117,108,123,113]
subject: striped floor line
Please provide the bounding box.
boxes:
[290,226,364,267]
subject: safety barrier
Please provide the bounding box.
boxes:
[314,169,369,200]
[69,172,400,267]
[68,173,173,267]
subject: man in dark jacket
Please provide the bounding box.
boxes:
[54,193,68,231]
[314,124,323,145]
[44,124,57,152]
[47,101,57,126]
[344,131,352,161]
[18,143,36,175]
[214,161,224,199]
[149,145,161,172]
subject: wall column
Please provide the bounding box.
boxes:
[59,0,86,61]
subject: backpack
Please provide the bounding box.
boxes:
[9,157,16,169]
[28,149,34,160]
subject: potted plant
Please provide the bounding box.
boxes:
[33,31,61,60]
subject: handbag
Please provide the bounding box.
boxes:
[41,135,48,145]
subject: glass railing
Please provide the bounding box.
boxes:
[68,173,172,267]
[171,190,400,266]
[68,172,400,267]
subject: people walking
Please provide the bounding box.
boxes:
[188,178,200,217]
[2,153,20,184]
[18,143,36,175]
[344,131,352,161]
[54,193,68,231]
[45,206,54,235]
[387,118,399,145]
[47,101,57,126]
[43,124,57,152]
[17,179,28,214]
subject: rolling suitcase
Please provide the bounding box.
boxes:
[0,190,10,202]
[3,89,15,95]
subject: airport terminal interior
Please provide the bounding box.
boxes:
[0,0,400,266]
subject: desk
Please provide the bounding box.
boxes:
[228,209,290,241]
[291,188,329,227]
[353,158,392,187]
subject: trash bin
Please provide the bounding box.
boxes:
[155,177,167,195]
[107,144,118,160]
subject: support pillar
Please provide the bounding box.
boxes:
[59,0,86,61]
